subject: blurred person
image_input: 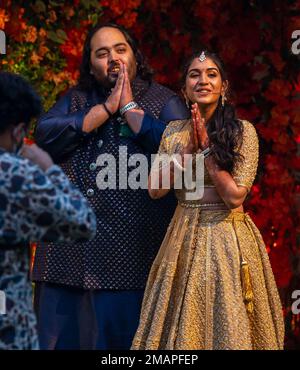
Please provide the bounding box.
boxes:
[0,72,97,349]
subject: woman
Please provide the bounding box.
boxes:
[0,72,96,349]
[131,51,284,350]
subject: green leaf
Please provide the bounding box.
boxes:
[35,0,47,13]
[47,30,65,44]
[90,13,101,26]
[81,0,102,11]
[56,29,67,41]
[49,0,60,7]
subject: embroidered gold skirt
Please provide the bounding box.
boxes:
[131,205,284,350]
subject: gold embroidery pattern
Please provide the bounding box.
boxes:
[157,119,259,192]
[232,120,259,192]
[131,209,284,350]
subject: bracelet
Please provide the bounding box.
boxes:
[201,146,212,158]
[103,102,113,118]
[119,101,138,116]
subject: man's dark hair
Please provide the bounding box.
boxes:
[0,72,42,134]
[77,22,153,91]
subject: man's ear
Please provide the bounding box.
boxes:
[12,122,26,142]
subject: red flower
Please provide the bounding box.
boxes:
[269,246,293,288]
[23,137,35,145]
[264,79,292,105]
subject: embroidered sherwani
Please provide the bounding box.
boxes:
[32,78,190,349]
[131,119,284,350]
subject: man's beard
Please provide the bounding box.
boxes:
[96,62,135,90]
[98,71,119,91]
[107,74,118,88]
[105,61,122,88]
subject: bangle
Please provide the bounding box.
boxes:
[201,146,212,158]
[103,102,113,118]
[120,101,138,116]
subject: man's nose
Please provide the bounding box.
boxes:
[108,50,119,63]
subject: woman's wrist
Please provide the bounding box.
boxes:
[198,142,210,152]
[197,145,211,157]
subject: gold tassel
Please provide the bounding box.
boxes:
[241,260,254,314]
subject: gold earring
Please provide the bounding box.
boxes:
[221,93,225,107]
[182,90,190,109]
[185,97,191,109]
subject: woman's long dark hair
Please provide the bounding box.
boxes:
[77,22,153,92]
[182,50,244,173]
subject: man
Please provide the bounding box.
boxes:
[0,72,96,349]
[33,23,189,350]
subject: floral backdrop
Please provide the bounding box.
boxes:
[0,0,299,349]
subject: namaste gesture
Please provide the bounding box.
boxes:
[182,103,210,157]
[191,103,209,152]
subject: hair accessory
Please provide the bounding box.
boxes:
[199,51,206,62]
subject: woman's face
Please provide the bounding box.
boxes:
[184,57,227,108]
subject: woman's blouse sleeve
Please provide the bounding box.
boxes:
[151,120,188,173]
[156,122,172,156]
[157,120,190,155]
[232,120,259,193]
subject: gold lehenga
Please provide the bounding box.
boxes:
[131,119,284,350]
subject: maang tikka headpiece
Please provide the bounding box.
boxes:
[199,51,206,62]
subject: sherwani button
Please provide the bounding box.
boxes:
[87,188,94,197]
[89,163,97,171]
[97,139,103,148]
